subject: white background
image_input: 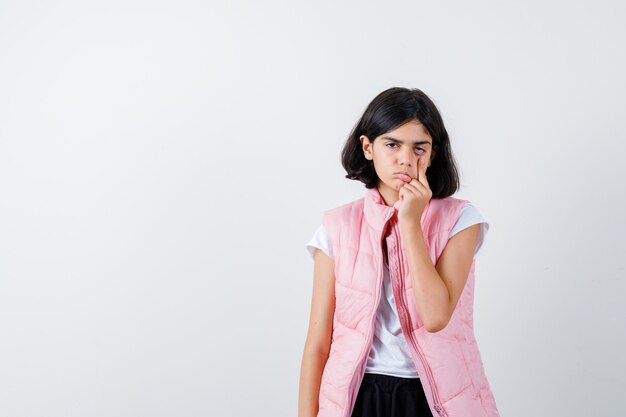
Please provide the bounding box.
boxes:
[1,1,625,416]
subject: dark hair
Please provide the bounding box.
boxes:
[341,87,460,198]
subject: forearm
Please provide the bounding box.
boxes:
[298,346,329,417]
[400,222,450,331]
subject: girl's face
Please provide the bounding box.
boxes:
[360,120,435,195]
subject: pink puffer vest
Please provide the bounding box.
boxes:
[317,187,500,417]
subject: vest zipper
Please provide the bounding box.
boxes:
[391,218,448,417]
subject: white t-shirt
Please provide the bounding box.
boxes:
[306,202,489,378]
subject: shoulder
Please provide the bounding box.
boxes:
[306,224,333,260]
[457,202,485,220]
[429,196,469,212]
[423,196,470,233]
[450,201,488,232]
[320,196,365,245]
[322,197,365,222]
[449,202,490,257]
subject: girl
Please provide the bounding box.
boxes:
[298,87,500,417]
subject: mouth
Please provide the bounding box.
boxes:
[394,172,412,181]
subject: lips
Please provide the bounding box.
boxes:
[394,172,412,181]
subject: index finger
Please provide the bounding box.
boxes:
[418,156,428,181]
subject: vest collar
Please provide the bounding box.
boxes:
[363,186,431,232]
[363,187,402,232]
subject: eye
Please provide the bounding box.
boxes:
[386,143,426,154]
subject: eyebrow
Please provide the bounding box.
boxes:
[381,136,432,146]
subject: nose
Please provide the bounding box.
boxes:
[399,147,415,167]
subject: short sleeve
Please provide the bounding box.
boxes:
[449,203,489,258]
[306,224,334,260]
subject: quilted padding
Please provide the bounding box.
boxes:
[316,187,500,417]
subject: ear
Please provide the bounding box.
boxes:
[360,135,373,160]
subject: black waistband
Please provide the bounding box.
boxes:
[361,372,423,394]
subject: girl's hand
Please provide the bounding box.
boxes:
[397,157,432,228]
